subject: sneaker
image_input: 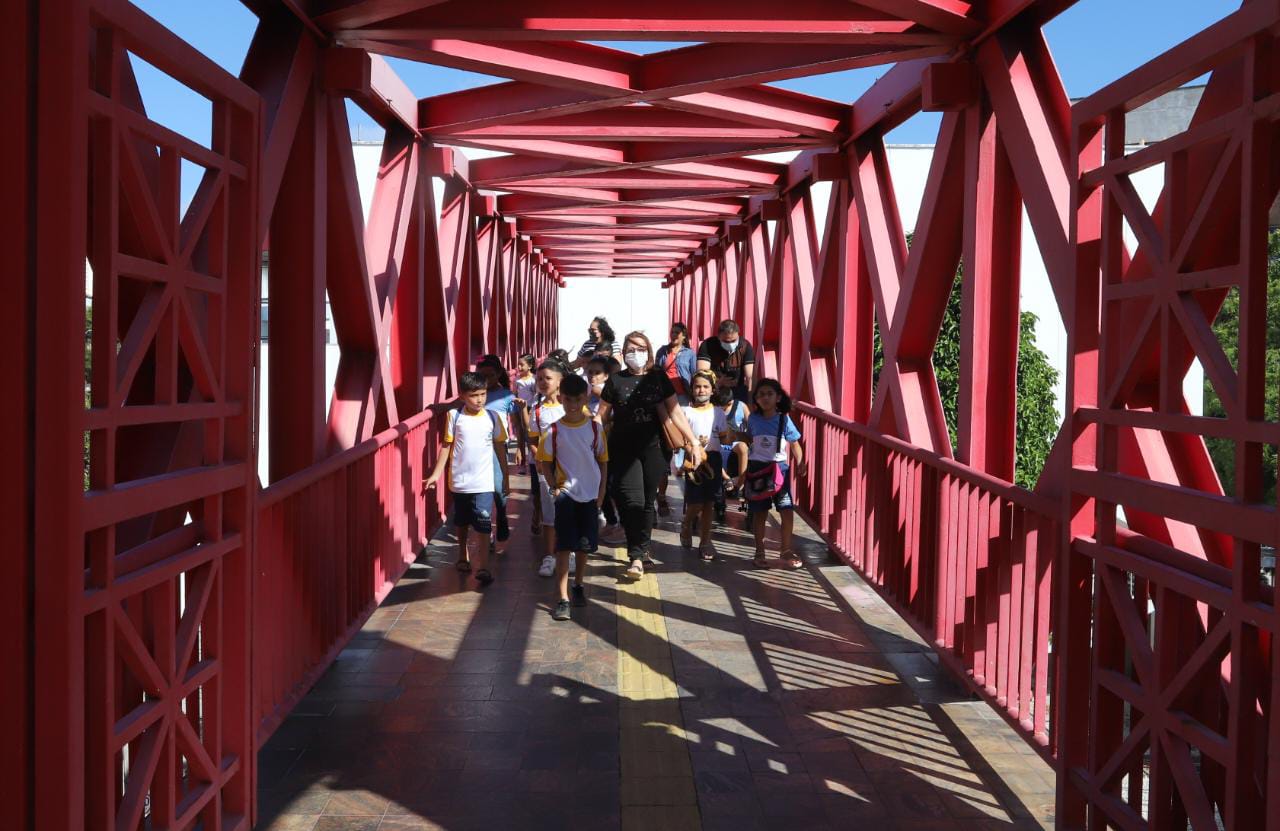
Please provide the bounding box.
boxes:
[601,524,625,545]
[623,559,644,580]
[537,555,556,577]
[571,584,587,607]
[552,600,571,621]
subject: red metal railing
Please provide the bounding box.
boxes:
[252,411,441,744]
[793,402,1058,758]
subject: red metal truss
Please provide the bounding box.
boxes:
[11,1,1280,830]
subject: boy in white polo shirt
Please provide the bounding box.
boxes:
[537,374,608,621]
[423,372,509,586]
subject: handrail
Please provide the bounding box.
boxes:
[257,408,437,507]
[793,402,1056,515]
[791,402,1059,758]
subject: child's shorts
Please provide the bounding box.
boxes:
[452,491,495,533]
[554,494,599,553]
[744,461,794,513]
[682,453,723,505]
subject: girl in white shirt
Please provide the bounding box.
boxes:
[679,371,728,561]
[514,353,538,408]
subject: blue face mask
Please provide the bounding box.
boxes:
[720,338,739,354]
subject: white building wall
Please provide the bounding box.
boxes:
[557,278,670,357]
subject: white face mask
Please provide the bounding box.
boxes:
[623,351,648,371]
[720,338,739,354]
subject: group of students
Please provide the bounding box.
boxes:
[423,318,806,622]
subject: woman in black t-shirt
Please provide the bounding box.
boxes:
[596,331,704,578]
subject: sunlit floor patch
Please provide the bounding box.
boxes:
[613,546,702,830]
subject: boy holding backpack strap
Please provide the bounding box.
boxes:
[537,374,608,621]
[423,372,509,585]
[734,378,806,570]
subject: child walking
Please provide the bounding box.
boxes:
[514,353,538,408]
[712,368,750,524]
[735,378,806,570]
[586,355,624,544]
[679,370,726,561]
[513,353,540,530]
[537,374,608,620]
[525,360,569,577]
[423,372,509,585]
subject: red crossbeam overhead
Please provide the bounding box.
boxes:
[320,1,979,276]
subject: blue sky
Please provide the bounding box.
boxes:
[130,0,1239,176]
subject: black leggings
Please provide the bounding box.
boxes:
[608,437,667,559]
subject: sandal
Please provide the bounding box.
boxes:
[700,542,716,562]
[474,568,494,586]
[780,550,803,570]
[752,550,769,569]
[455,559,472,573]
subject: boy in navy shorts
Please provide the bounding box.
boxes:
[537,374,608,620]
[423,372,509,585]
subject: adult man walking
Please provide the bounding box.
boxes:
[696,319,755,401]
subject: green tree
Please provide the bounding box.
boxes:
[872,238,1060,489]
[1203,229,1280,503]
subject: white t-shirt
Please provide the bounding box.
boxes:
[682,402,728,453]
[537,417,608,503]
[528,400,567,445]
[514,375,537,407]
[745,412,802,463]
[445,408,507,493]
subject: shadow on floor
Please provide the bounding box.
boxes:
[256,473,1056,831]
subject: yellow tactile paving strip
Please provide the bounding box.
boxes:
[612,548,702,831]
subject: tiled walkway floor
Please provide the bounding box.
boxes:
[258,473,1056,830]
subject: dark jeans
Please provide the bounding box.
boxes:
[608,437,667,559]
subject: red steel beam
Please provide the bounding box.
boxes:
[341,0,963,43]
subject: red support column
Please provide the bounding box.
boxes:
[268,87,328,481]
[957,102,1021,481]
[32,3,90,829]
